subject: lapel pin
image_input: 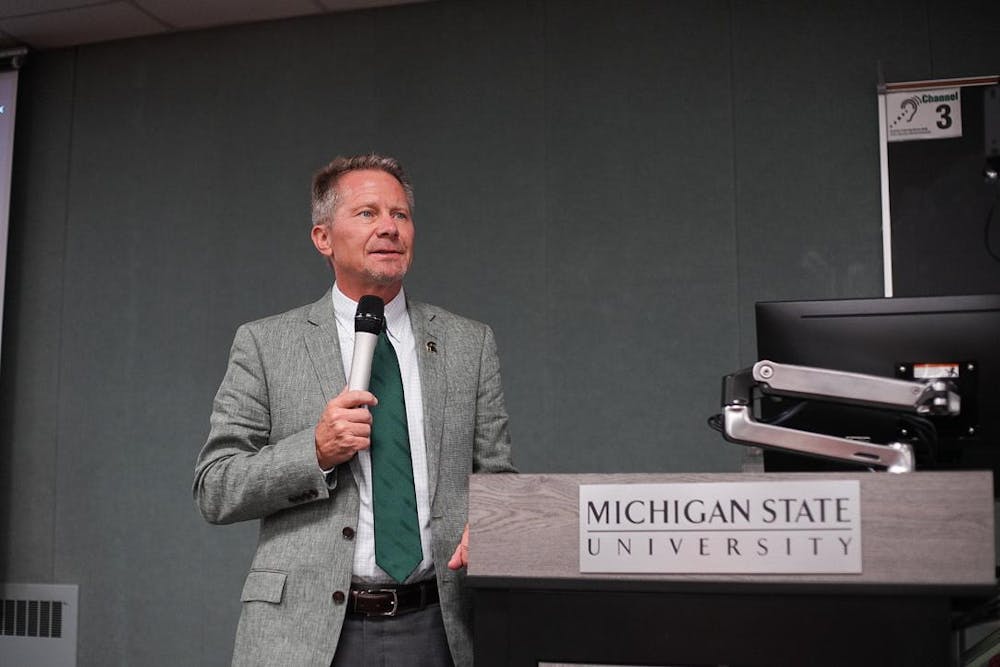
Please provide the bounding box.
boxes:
[426,341,437,353]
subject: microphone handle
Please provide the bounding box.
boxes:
[347,331,379,391]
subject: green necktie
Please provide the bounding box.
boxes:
[370,328,422,583]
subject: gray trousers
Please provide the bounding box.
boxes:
[331,603,454,666]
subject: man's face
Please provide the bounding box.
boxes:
[312,169,414,301]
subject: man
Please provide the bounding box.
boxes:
[194,154,515,666]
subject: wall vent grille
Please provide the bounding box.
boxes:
[0,584,77,667]
[1,598,65,637]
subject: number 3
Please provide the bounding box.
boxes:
[936,104,953,129]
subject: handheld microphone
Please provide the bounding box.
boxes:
[347,295,385,391]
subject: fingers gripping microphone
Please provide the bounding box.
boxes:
[348,295,385,391]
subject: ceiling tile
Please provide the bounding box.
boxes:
[0,2,168,49]
[0,0,439,50]
[317,0,430,11]
[0,1,107,20]
[135,0,322,30]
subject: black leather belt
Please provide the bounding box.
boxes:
[347,581,439,617]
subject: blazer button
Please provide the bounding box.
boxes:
[342,527,355,540]
[332,590,346,604]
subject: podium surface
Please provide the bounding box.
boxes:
[467,472,995,666]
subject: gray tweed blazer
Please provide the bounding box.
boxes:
[194,290,515,666]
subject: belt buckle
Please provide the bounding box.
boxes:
[373,588,399,617]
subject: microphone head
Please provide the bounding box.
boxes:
[355,295,385,334]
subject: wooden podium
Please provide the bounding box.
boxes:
[467,472,996,667]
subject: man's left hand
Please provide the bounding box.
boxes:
[447,524,470,571]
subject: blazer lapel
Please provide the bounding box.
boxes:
[409,300,446,503]
[304,289,346,400]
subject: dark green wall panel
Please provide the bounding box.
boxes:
[541,0,739,473]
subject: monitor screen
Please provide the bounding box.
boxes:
[755,294,1000,488]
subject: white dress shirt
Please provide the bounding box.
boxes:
[330,284,434,584]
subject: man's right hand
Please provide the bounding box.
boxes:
[315,388,378,469]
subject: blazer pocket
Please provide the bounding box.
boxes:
[240,570,287,604]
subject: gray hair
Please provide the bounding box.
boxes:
[311,153,414,227]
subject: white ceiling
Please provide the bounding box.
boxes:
[0,0,433,51]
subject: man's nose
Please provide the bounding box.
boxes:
[374,213,399,236]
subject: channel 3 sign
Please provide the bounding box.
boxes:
[886,87,963,142]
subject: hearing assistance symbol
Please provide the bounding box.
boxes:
[890,96,921,127]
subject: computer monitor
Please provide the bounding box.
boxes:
[755,294,1000,490]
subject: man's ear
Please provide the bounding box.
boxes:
[311,224,333,259]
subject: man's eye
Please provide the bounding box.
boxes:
[359,210,375,218]
[392,211,409,220]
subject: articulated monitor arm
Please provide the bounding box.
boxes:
[720,360,960,473]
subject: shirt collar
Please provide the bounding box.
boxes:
[332,283,408,343]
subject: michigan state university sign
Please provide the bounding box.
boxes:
[579,481,861,574]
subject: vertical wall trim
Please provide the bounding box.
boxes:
[727,0,744,360]
[877,91,893,297]
[537,0,552,452]
[51,47,79,582]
